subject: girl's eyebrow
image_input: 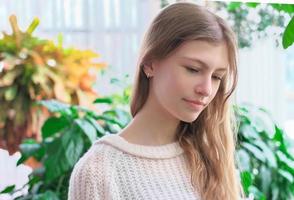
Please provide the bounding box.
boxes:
[180,56,228,72]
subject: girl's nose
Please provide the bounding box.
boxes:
[194,77,212,97]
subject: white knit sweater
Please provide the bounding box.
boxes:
[68,133,200,200]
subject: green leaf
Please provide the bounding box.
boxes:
[282,16,294,49]
[17,139,45,165]
[236,149,251,171]
[246,2,259,8]
[227,2,242,11]
[242,142,266,162]
[0,185,15,194]
[270,4,294,14]
[253,140,277,168]
[93,97,113,104]
[106,109,131,127]
[276,150,294,169]
[41,116,69,139]
[85,116,105,137]
[26,17,40,35]
[248,185,266,200]
[240,171,252,195]
[259,165,272,194]
[278,169,294,183]
[62,128,84,167]
[249,108,275,138]
[18,143,40,163]
[95,115,124,128]
[32,190,59,200]
[273,125,288,153]
[44,127,83,182]
[75,118,97,143]
[239,124,260,140]
[102,110,117,117]
[37,100,71,114]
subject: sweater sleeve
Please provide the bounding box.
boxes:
[68,144,106,200]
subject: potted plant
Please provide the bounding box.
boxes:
[0,15,107,153]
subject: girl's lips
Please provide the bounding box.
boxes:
[184,99,206,106]
[183,99,205,110]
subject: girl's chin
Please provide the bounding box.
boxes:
[179,113,201,123]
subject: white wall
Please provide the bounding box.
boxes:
[236,39,287,124]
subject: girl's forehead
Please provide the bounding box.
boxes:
[175,40,226,53]
[167,40,229,69]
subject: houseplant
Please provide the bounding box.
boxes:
[0,15,106,153]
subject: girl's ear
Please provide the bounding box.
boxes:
[143,61,155,75]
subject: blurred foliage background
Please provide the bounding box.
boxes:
[0,16,106,153]
[0,1,293,200]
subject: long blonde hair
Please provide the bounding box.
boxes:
[130,2,243,200]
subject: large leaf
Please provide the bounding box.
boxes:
[44,127,83,182]
[85,116,106,137]
[242,142,266,162]
[239,124,261,140]
[41,116,69,139]
[282,16,294,49]
[37,100,71,115]
[249,108,275,139]
[74,118,97,143]
[236,149,251,171]
[253,140,277,168]
[17,139,45,165]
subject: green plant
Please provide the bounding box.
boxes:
[2,99,293,199]
[235,104,294,200]
[160,1,294,49]
[1,78,131,199]
[8,97,131,200]
[216,2,294,49]
[0,15,106,153]
[1,70,292,200]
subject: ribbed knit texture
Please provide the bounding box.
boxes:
[68,133,200,200]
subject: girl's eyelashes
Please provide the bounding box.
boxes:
[212,75,222,81]
[185,66,199,73]
[185,66,223,81]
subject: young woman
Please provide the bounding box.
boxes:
[69,2,244,200]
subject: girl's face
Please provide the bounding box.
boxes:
[147,40,229,123]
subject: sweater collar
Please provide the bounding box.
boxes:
[95,133,184,159]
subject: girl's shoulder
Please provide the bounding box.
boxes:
[73,134,122,171]
[68,136,122,200]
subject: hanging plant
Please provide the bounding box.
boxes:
[0,15,107,153]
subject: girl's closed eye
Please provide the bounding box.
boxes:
[185,66,199,73]
[212,74,222,81]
